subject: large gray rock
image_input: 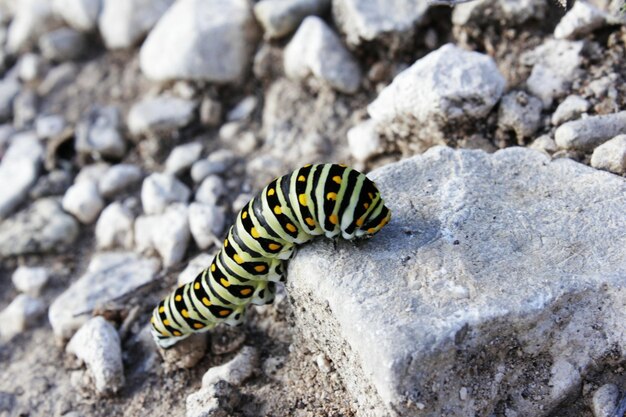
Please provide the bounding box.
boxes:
[0,132,43,218]
[332,0,429,46]
[0,199,79,256]
[139,0,259,83]
[98,0,173,49]
[288,146,626,417]
[284,16,362,94]
[49,252,160,339]
[368,44,505,139]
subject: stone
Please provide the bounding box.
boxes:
[6,0,54,53]
[139,0,259,83]
[152,203,190,267]
[75,162,110,183]
[141,173,190,215]
[165,142,203,175]
[186,346,258,417]
[529,135,558,155]
[0,132,43,218]
[17,53,44,82]
[75,106,126,159]
[452,0,548,26]
[591,384,619,417]
[98,164,142,198]
[199,97,222,127]
[30,169,73,198]
[159,333,208,369]
[53,0,102,32]
[552,95,590,126]
[12,89,38,129]
[189,202,225,250]
[177,252,214,286]
[95,202,135,249]
[497,91,543,140]
[49,252,159,339]
[284,16,362,94]
[195,175,225,205]
[288,146,626,417]
[134,214,158,254]
[128,96,196,136]
[0,78,21,121]
[332,0,429,46]
[66,317,124,394]
[190,150,237,183]
[37,62,78,96]
[347,119,381,162]
[62,180,105,224]
[555,111,626,151]
[254,0,329,39]
[38,27,87,61]
[226,96,257,122]
[0,294,46,341]
[12,266,49,296]
[590,134,626,174]
[523,39,584,107]
[368,44,505,137]
[554,0,607,40]
[0,199,79,256]
[98,0,174,49]
[35,114,66,139]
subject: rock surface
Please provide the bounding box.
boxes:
[288,146,626,417]
[368,43,505,139]
[0,199,79,256]
[139,0,259,83]
[49,252,160,339]
[284,16,362,94]
[66,317,125,394]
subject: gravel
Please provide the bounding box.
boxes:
[554,0,607,40]
[98,164,143,198]
[190,150,237,183]
[0,294,46,342]
[551,94,591,126]
[497,90,543,140]
[38,27,87,62]
[152,203,190,267]
[0,78,21,121]
[164,142,204,176]
[188,202,225,250]
[128,96,196,136]
[52,0,102,32]
[62,180,105,224]
[254,0,329,40]
[95,201,135,249]
[195,175,226,205]
[75,106,126,159]
[346,119,381,162]
[141,173,191,215]
[591,384,620,417]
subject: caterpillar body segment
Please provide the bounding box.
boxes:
[151,164,391,348]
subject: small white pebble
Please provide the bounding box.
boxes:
[12,266,49,296]
[459,386,468,401]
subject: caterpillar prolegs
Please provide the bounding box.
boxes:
[150,164,391,348]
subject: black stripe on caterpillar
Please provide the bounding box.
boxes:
[150,163,391,348]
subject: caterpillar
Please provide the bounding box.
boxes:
[150,163,391,348]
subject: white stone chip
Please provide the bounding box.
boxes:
[165,142,203,176]
[49,252,159,339]
[12,266,49,296]
[66,317,124,394]
[551,95,590,126]
[555,111,626,151]
[189,203,225,250]
[347,119,381,162]
[0,294,46,341]
[590,134,626,174]
[141,173,191,215]
[95,202,135,249]
[62,180,105,224]
[98,0,174,49]
[554,0,607,40]
[153,203,190,267]
[284,16,362,94]
[139,0,259,83]
[368,43,505,131]
[254,0,329,39]
[128,96,196,136]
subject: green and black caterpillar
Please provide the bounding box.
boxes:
[151,163,391,348]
